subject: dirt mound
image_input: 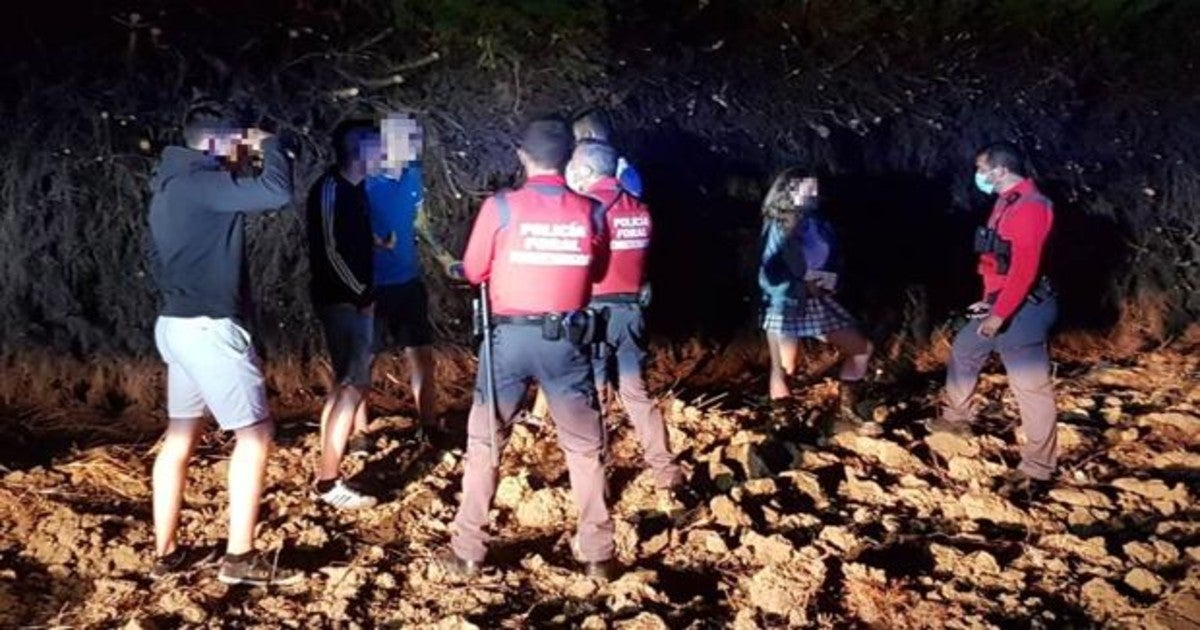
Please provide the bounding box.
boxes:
[2,345,1198,626]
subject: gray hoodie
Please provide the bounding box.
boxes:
[147,137,293,319]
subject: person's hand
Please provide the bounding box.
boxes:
[242,128,273,152]
[965,301,991,320]
[374,231,398,250]
[978,314,1004,338]
[445,260,466,282]
[805,270,838,293]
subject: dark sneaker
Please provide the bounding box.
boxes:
[823,416,883,439]
[347,433,374,457]
[149,546,218,580]
[665,485,706,526]
[568,535,623,580]
[995,470,1053,502]
[925,416,973,437]
[836,381,885,436]
[434,548,481,578]
[217,551,303,587]
[750,398,796,433]
[582,559,622,581]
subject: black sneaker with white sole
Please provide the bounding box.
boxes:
[149,546,219,580]
[217,551,303,587]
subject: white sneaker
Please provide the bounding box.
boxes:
[317,480,378,510]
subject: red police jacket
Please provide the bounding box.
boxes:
[588,176,650,297]
[462,174,605,315]
[979,178,1054,320]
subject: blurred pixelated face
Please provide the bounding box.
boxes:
[379,113,423,178]
[788,177,819,206]
[191,126,240,157]
[360,134,384,174]
[191,125,267,159]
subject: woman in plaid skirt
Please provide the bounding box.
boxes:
[758,169,811,407]
[759,170,879,434]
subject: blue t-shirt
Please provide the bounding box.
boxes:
[616,157,643,198]
[366,165,423,286]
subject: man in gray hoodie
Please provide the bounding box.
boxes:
[146,106,300,586]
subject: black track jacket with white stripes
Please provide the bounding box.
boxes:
[305,171,374,308]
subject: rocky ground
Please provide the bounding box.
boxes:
[1,344,1198,628]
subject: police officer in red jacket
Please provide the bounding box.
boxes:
[565,141,685,493]
[928,142,1057,497]
[439,116,618,580]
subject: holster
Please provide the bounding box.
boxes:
[985,276,1054,308]
[545,308,607,345]
[541,314,564,341]
[1027,276,1054,304]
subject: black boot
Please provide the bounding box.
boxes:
[832,380,883,437]
[767,397,796,430]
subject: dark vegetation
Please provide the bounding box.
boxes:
[1,0,1198,409]
[2,4,1199,627]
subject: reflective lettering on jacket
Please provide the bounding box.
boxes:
[589,177,651,296]
[461,174,603,315]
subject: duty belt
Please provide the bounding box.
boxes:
[986,276,1054,306]
[590,293,640,305]
[490,310,604,345]
[493,313,561,325]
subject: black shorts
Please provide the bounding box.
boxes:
[374,279,434,350]
[318,304,374,387]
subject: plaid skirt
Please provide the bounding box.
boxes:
[761,295,857,338]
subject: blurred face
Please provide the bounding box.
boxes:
[379,114,423,178]
[974,154,1007,194]
[190,126,240,156]
[360,135,384,174]
[788,177,819,206]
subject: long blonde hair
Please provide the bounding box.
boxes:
[761,167,813,230]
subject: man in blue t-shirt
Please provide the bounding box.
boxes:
[357,114,437,447]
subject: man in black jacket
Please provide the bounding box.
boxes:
[306,120,380,510]
[147,105,301,586]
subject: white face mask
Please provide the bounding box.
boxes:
[974,164,1004,195]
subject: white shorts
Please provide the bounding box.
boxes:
[154,316,270,431]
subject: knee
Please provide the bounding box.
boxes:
[234,420,275,448]
[155,440,192,468]
[333,384,363,409]
[839,336,872,359]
